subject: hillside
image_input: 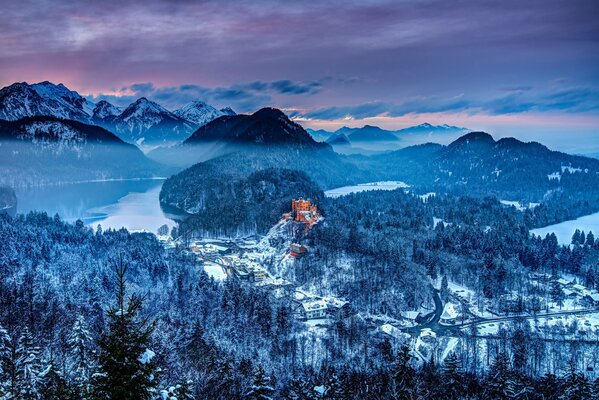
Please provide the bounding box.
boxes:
[0,186,17,216]
[163,168,324,236]
[149,107,340,167]
[0,116,161,187]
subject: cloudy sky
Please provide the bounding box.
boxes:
[1,0,598,152]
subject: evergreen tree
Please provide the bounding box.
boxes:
[572,229,581,245]
[16,327,43,400]
[551,280,565,309]
[40,354,74,400]
[244,364,275,400]
[586,231,595,246]
[484,352,512,399]
[92,257,157,400]
[560,366,591,400]
[390,345,415,400]
[441,353,464,400]
[283,378,312,400]
[0,324,13,399]
[67,314,95,397]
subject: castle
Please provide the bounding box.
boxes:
[291,198,319,226]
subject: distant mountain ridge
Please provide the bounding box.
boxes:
[307,122,468,154]
[0,81,235,150]
[369,131,599,201]
[0,116,160,187]
[308,122,467,143]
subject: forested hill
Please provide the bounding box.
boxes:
[162,168,324,235]
[368,131,599,201]
[0,187,16,216]
[0,116,162,187]
[148,107,333,167]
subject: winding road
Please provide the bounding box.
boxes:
[401,285,598,337]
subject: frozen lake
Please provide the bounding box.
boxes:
[325,181,409,198]
[530,211,599,244]
[14,179,178,233]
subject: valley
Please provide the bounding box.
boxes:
[0,80,598,399]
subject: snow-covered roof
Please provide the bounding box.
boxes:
[441,303,458,320]
[563,289,577,297]
[557,278,572,286]
[402,311,420,320]
[302,300,327,312]
[586,293,599,301]
[324,297,349,308]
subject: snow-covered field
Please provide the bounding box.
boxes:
[500,200,539,211]
[325,181,409,198]
[202,262,227,281]
[530,211,599,244]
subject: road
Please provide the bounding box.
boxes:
[401,286,598,337]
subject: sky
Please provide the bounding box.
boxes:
[1,0,598,153]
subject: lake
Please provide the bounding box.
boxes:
[530,211,599,245]
[14,179,179,233]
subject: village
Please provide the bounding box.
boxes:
[156,197,599,372]
[168,198,352,324]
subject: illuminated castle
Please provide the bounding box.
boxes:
[291,198,319,225]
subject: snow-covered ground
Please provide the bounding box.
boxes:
[470,312,599,337]
[202,262,227,281]
[500,200,540,211]
[325,181,409,198]
[530,211,599,244]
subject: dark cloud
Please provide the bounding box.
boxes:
[91,79,323,111]
[1,0,598,146]
[303,87,599,120]
[269,80,322,95]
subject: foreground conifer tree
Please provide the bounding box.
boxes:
[92,256,157,399]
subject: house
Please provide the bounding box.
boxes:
[563,288,579,299]
[583,293,599,306]
[325,298,351,318]
[290,243,308,258]
[301,300,328,320]
[440,303,459,324]
[401,311,420,322]
[557,278,573,286]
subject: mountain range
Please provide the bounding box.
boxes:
[307,123,468,154]
[365,131,599,201]
[0,81,236,150]
[0,116,160,187]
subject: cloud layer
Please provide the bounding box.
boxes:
[1,0,598,150]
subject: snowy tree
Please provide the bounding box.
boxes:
[67,314,95,397]
[390,345,415,400]
[40,354,74,399]
[484,353,513,399]
[92,257,157,400]
[560,366,591,400]
[441,352,464,400]
[283,378,313,400]
[16,327,43,400]
[244,364,275,400]
[0,324,13,399]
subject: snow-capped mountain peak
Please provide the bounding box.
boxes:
[121,97,171,120]
[219,106,236,116]
[174,100,224,126]
[0,81,95,122]
[92,100,121,120]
